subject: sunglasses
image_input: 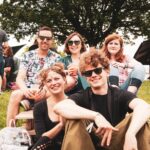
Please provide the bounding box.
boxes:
[82,67,103,77]
[68,40,81,46]
[39,36,52,41]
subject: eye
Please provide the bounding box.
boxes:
[54,77,60,81]
[114,42,119,45]
[46,79,52,83]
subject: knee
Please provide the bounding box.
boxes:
[9,90,24,103]
[131,64,146,81]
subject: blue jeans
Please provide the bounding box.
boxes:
[0,55,4,78]
[109,63,145,90]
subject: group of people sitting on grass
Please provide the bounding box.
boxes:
[5,26,150,150]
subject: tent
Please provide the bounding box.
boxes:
[134,40,150,79]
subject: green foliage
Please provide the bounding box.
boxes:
[0,0,150,46]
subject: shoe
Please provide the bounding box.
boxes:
[20,100,32,111]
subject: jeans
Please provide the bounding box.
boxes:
[109,63,145,90]
[0,55,4,77]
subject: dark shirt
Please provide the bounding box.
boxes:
[34,100,64,147]
[69,86,136,126]
[4,56,14,80]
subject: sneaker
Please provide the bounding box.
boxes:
[20,100,32,111]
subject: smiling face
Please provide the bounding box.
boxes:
[84,64,108,90]
[67,35,82,55]
[45,71,66,95]
[107,39,121,56]
[37,30,53,51]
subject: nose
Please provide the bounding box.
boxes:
[91,71,97,76]
[43,38,48,42]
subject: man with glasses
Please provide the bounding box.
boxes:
[6,26,61,126]
[54,49,150,150]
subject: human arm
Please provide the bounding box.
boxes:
[123,98,150,150]
[4,67,11,73]
[54,99,118,146]
[34,102,65,139]
[42,116,65,138]
[16,68,34,98]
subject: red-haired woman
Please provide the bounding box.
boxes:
[101,33,145,94]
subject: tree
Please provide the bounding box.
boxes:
[0,0,150,46]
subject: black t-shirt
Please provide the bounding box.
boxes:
[92,93,111,122]
[69,86,136,126]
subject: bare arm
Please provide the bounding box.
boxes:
[42,116,65,139]
[54,99,118,146]
[127,98,150,135]
[16,68,27,89]
[54,99,98,120]
[16,68,36,98]
[124,98,150,150]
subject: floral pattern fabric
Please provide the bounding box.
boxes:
[19,49,60,87]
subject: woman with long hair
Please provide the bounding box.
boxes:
[59,32,88,95]
[30,63,67,150]
[101,33,145,94]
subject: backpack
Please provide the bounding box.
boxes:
[0,120,32,150]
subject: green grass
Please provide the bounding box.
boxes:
[0,80,150,129]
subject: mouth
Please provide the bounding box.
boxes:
[90,76,102,82]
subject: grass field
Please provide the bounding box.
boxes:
[0,80,150,129]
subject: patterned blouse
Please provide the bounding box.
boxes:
[19,49,60,87]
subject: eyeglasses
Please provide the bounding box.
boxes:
[67,40,81,46]
[39,36,52,41]
[82,67,103,77]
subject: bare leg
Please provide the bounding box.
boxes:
[6,89,24,126]
[127,86,137,94]
[0,76,2,93]
[2,72,7,91]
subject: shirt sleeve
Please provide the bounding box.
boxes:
[19,52,30,70]
[69,89,90,109]
[34,101,47,139]
[119,89,137,113]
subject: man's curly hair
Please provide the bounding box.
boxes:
[79,48,110,74]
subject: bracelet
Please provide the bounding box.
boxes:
[124,63,128,69]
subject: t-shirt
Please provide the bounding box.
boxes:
[69,86,136,126]
[19,49,60,87]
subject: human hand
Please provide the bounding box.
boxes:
[65,75,77,92]
[33,89,46,101]
[94,113,118,147]
[111,62,125,68]
[123,133,138,150]
[67,63,78,76]
[22,88,36,99]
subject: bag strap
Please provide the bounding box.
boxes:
[22,130,32,146]
[8,119,16,127]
